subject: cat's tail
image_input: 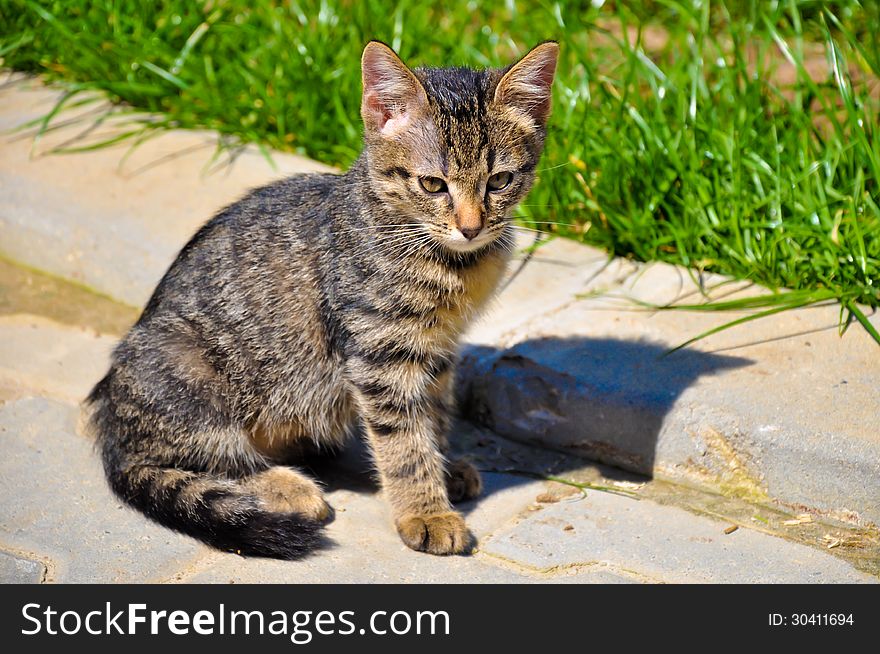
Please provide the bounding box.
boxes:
[100,460,324,559]
[84,373,324,560]
[91,422,320,558]
[80,390,322,559]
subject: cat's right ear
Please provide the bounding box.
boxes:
[361,41,428,137]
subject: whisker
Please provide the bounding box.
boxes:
[333,224,426,235]
[510,226,549,235]
[533,161,573,173]
[515,220,575,227]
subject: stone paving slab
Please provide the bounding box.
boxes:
[460,261,880,527]
[0,314,115,403]
[179,475,633,584]
[0,75,332,308]
[480,488,879,584]
[0,550,47,584]
[0,397,208,582]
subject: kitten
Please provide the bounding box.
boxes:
[85,40,558,558]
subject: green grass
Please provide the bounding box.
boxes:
[1,0,878,343]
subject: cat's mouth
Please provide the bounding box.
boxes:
[438,228,494,253]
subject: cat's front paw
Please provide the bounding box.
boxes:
[445,459,482,503]
[396,512,473,555]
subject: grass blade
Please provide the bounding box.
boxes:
[843,300,880,346]
[663,299,825,356]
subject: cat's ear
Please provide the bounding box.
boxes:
[494,41,559,125]
[361,41,428,136]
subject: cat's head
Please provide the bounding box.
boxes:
[360,41,558,253]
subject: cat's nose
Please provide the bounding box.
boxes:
[455,202,484,240]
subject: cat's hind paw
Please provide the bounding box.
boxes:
[244,466,333,523]
[445,459,482,503]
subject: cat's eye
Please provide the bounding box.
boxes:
[487,171,513,191]
[419,176,448,194]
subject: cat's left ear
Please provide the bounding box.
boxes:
[361,41,428,137]
[494,41,559,126]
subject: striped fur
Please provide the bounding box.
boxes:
[85,41,558,558]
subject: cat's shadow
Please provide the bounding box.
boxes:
[299,335,752,514]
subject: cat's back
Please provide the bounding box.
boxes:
[198,170,341,256]
[110,172,345,375]
[91,170,351,422]
[142,171,342,311]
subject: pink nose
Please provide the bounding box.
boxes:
[459,226,481,240]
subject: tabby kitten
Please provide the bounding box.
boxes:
[85,40,558,558]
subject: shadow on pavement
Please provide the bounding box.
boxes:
[300,336,752,508]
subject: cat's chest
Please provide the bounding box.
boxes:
[428,250,509,333]
[456,252,509,309]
